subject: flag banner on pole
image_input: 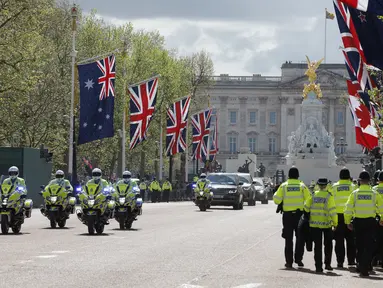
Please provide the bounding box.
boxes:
[191,109,212,161]
[77,55,115,145]
[339,0,383,14]
[344,4,383,70]
[165,96,191,156]
[347,80,378,150]
[209,111,218,162]
[326,9,335,19]
[128,76,159,150]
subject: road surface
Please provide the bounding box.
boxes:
[0,202,382,287]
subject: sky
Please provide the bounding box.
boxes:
[74,0,345,76]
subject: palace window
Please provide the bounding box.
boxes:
[229,136,237,153]
[248,137,257,153]
[336,111,344,125]
[269,111,277,125]
[269,137,276,154]
[229,111,237,124]
[249,111,257,124]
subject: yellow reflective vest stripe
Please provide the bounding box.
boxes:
[273,179,311,212]
[344,184,383,224]
[332,180,354,214]
[304,190,338,228]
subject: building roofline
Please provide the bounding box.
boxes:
[281,62,346,69]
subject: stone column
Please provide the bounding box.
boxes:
[345,105,356,151]
[329,98,335,133]
[280,97,288,151]
[219,96,228,151]
[239,97,247,148]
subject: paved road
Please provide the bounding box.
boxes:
[0,202,382,288]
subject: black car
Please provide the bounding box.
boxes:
[207,173,244,210]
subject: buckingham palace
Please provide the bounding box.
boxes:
[207,62,365,177]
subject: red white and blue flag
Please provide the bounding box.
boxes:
[128,76,159,150]
[207,111,218,162]
[339,0,383,14]
[191,109,212,160]
[165,96,191,156]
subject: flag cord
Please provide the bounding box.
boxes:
[77,48,120,65]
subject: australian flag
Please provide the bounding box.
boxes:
[77,55,115,145]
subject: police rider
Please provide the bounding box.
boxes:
[1,166,27,196]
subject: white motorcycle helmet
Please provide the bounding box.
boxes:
[92,168,102,181]
[200,173,207,181]
[122,171,132,183]
[8,166,19,180]
[55,170,65,179]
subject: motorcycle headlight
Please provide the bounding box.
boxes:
[88,199,95,207]
[2,199,7,205]
[199,191,203,196]
[50,196,57,203]
[119,197,126,205]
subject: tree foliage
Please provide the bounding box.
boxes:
[0,0,214,179]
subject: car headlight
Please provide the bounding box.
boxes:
[88,199,95,207]
[119,197,126,205]
[50,196,57,203]
[259,190,264,194]
[228,190,237,194]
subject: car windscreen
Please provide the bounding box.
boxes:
[207,174,237,185]
[238,175,251,184]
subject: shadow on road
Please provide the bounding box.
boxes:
[352,275,383,280]
[76,233,114,236]
[0,232,31,236]
[209,208,234,211]
[195,210,213,213]
[281,267,341,276]
[111,228,141,231]
[40,227,74,230]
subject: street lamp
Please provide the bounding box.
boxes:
[336,137,348,154]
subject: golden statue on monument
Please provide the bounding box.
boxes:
[303,56,324,99]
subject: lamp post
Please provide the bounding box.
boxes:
[336,137,348,155]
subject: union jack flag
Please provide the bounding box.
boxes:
[206,111,218,162]
[128,77,159,150]
[165,96,191,156]
[97,55,116,100]
[191,109,212,160]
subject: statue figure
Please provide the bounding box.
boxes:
[237,158,253,174]
[287,132,298,156]
[327,132,337,167]
[303,56,324,99]
[303,124,320,148]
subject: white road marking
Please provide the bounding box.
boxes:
[232,284,263,288]
[19,260,34,264]
[51,250,69,254]
[35,255,57,259]
[178,285,205,288]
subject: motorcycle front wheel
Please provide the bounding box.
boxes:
[58,219,66,228]
[95,223,104,234]
[1,215,9,234]
[12,224,21,234]
[87,217,95,235]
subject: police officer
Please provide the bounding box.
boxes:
[273,167,311,268]
[332,168,356,267]
[373,171,383,268]
[46,170,73,192]
[115,171,138,194]
[162,178,172,203]
[149,177,161,203]
[304,178,338,273]
[344,171,383,277]
[139,179,147,202]
[0,166,27,195]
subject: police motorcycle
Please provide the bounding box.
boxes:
[0,185,33,234]
[114,186,142,230]
[77,184,116,235]
[194,174,213,212]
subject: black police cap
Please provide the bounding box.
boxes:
[317,178,328,185]
[288,167,299,179]
[339,167,351,180]
[359,171,370,181]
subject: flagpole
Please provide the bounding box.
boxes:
[121,40,129,176]
[68,5,78,179]
[159,112,163,181]
[185,123,189,183]
[324,9,328,63]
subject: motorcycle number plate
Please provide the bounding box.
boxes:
[49,207,58,211]
[87,211,96,215]
[118,208,127,212]
[0,211,10,215]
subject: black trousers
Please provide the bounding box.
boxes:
[151,190,160,203]
[376,225,383,262]
[334,213,356,265]
[354,218,376,274]
[282,211,304,264]
[140,190,146,201]
[162,189,170,202]
[311,227,333,268]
